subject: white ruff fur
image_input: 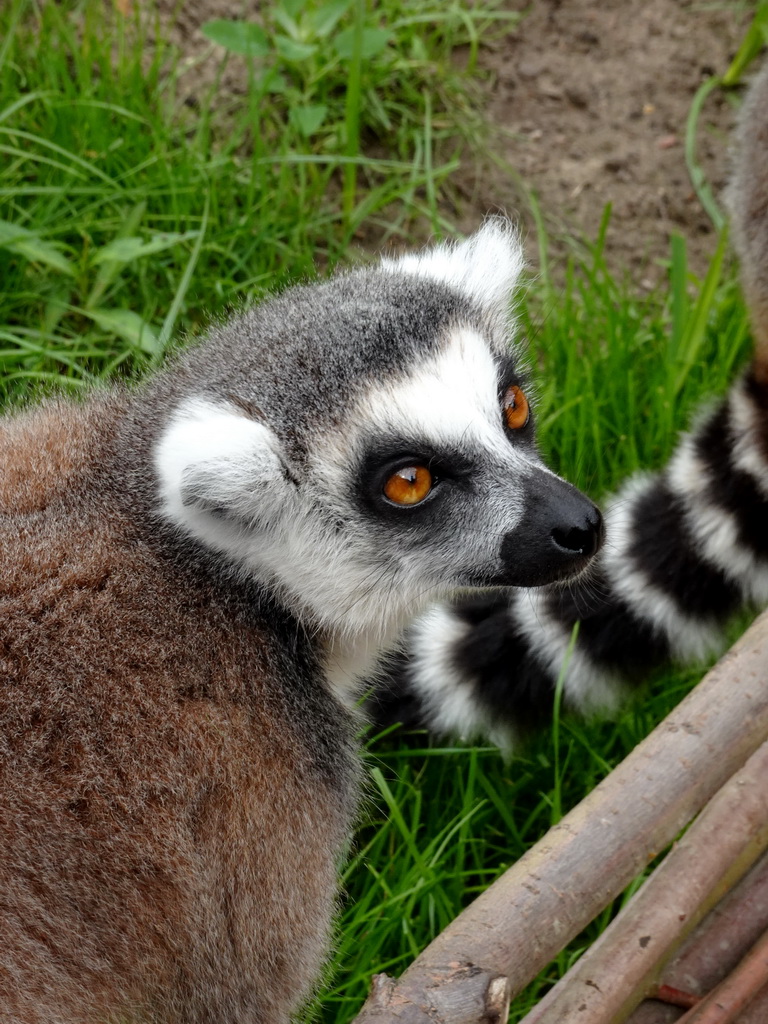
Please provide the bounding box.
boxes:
[155,398,414,650]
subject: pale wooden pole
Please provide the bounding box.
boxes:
[519,740,768,1024]
[351,611,768,1024]
[628,849,768,1023]
[674,928,768,1024]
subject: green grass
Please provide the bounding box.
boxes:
[529,214,750,494]
[0,0,513,404]
[0,2,762,1023]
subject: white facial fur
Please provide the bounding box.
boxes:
[154,399,296,558]
[319,324,530,472]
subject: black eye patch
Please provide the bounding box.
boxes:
[355,436,476,520]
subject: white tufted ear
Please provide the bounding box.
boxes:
[380,218,524,317]
[155,398,294,541]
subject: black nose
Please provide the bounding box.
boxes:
[498,471,603,587]
[552,507,603,559]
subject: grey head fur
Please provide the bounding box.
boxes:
[125,220,600,696]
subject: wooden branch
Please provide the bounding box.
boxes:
[627,849,768,1024]
[651,985,701,1011]
[674,928,768,1024]
[516,739,768,1024]
[351,610,768,1024]
[729,987,768,1024]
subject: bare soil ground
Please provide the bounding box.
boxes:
[476,0,751,283]
[157,0,753,281]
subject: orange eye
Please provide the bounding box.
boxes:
[383,465,433,506]
[503,384,530,430]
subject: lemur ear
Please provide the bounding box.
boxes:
[155,399,294,532]
[381,218,524,317]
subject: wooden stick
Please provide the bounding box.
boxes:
[628,849,768,1024]
[516,739,768,1024]
[652,985,701,1010]
[674,928,768,1024]
[351,611,768,1024]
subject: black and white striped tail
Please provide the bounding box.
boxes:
[367,368,768,747]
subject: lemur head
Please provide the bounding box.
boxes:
[154,220,602,644]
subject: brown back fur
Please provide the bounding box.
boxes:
[728,59,768,372]
[0,397,356,1023]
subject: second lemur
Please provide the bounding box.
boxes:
[369,61,768,747]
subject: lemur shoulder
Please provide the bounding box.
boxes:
[1,59,768,1024]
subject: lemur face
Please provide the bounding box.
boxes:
[154,221,602,641]
[315,325,602,605]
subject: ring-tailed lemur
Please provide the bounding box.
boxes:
[1,220,601,1020]
[1,61,767,1024]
